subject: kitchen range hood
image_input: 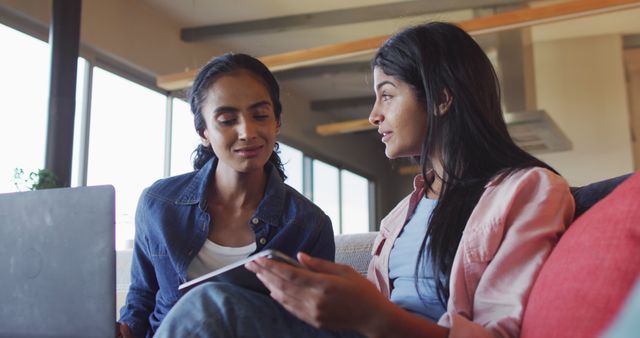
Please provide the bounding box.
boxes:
[505,110,571,153]
[496,29,572,154]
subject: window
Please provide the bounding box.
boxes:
[340,169,370,234]
[170,98,200,176]
[278,143,303,194]
[312,160,372,234]
[0,23,49,193]
[313,160,341,235]
[87,67,166,250]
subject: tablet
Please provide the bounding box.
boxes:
[178,249,303,293]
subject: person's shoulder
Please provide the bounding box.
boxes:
[482,167,571,209]
[143,170,199,203]
[491,166,568,190]
[281,184,327,217]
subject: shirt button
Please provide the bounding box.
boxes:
[259,238,267,245]
[251,218,259,225]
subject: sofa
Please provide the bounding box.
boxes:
[116,172,639,337]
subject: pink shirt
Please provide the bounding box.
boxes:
[367,167,575,337]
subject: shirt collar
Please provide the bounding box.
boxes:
[253,165,286,227]
[407,169,435,218]
[412,169,435,193]
[175,157,286,227]
[175,157,216,206]
[414,169,507,190]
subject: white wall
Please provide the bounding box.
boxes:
[533,34,634,186]
[624,48,640,170]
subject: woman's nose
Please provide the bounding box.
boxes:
[369,103,383,126]
[238,119,257,140]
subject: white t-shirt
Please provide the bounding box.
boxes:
[186,239,257,280]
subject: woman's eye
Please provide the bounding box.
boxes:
[218,118,236,126]
[254,114,269,120]
[381,94,392,102]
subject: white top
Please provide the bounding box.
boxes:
[187,239,257,280]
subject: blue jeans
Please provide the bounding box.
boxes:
[602,278,640,338]
[154,282,365,338]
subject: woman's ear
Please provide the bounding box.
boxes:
[437,89,453,115]
[199,130,210,147]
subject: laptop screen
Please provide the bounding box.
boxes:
[0,185,116,338]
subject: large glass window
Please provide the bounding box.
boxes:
[0,24,49,193]
[87,67,166,250]
[170,98,200,175]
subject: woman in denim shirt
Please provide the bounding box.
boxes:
[117,53,335,338]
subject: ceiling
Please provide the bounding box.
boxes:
[137,0,529,71]
[136,0,640,137]
[137,0,525,118]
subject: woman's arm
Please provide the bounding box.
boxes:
[304,213,336,261]
[118,192,158,338]
[246,253,449,338]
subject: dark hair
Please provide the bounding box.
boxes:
[189,52,286,180]
[372,22,556,306]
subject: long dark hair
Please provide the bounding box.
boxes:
[189,52,286,180]
[372,22,556,305]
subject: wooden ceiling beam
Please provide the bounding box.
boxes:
[315,118,374,136]
[180,0,527,42]
[398,165,421,176]
[157,0,640,91]
[311,96,374,112]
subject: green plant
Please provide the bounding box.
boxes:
[13,168,62,191]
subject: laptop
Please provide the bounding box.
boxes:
[0,185,116,338]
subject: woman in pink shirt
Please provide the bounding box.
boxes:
[156,22,574,338]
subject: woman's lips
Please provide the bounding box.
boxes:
[381,132,392,143]
[235,145,263,158]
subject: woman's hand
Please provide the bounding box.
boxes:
[245,252,394,335]
[116,322,134,338]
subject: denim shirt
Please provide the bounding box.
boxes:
[118,158,335,338]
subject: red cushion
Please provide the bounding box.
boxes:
[521,172,640,338]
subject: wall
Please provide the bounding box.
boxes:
[624,48,640,170]
[533,34,634,186]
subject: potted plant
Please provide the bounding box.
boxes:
[13,168,62,191]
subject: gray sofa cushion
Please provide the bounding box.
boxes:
[334,232,377,275]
